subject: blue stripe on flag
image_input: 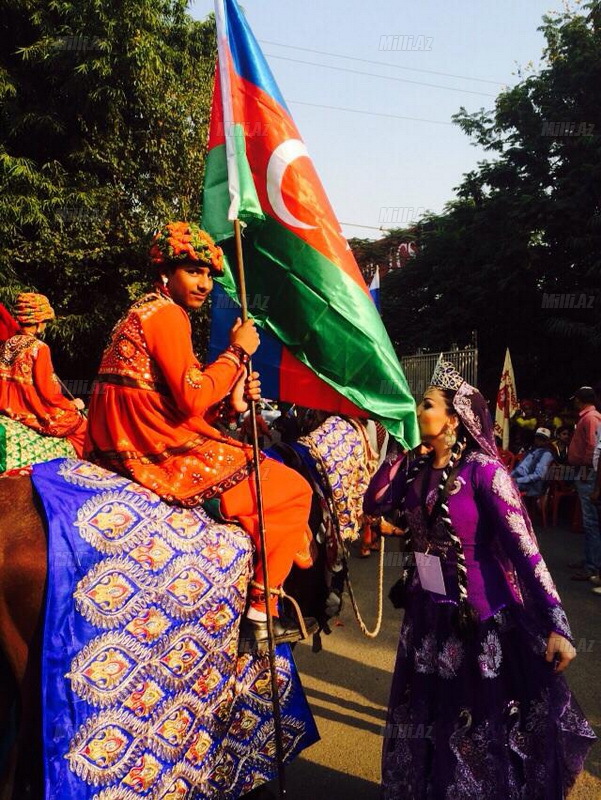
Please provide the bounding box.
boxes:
[209,283,281,400]
[224,0,289,113]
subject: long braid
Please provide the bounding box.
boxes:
[393,441,478,633]
[433,435,479,634]
[398,451,431,547]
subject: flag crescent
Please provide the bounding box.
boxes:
[266,140,317,230]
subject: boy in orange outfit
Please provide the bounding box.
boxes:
[85,222,316,650]
[0,293,87,455]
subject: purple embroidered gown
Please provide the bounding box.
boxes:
[369,451,596,800]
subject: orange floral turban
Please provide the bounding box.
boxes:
[14,293,55,325]
[149,222,224,275]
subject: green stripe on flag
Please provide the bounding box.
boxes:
[217,216,419,447]
[201,145,233,241]
[201,135,263,239]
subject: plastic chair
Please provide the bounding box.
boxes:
[548,480,581,531]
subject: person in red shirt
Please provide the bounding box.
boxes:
[567,386,601,580]
[0,293,87,455]
[85,222,316,650]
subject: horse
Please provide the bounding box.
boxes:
[0,471,310,800]
[0,415,378,800]
[0,475,45,800]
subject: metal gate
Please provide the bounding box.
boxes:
[401,347,478,400]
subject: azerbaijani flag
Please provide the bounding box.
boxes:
[202,0,418,447]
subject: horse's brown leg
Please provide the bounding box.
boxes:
[0,477,47,800]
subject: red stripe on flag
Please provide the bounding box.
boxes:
[207,67,225,148]
[212,54,369,296]
[279,347,366,416]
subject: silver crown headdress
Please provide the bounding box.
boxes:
[429,356,465,392]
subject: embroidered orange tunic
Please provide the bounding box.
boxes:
[85,292,255,504]
[0,334,86,443]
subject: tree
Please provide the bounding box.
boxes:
[356,3,601,399]
[0,0,216,379]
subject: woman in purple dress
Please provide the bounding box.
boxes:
[367,361,596,800]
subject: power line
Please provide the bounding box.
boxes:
[288,99,455,126]
[341,222,407,231]
[264,53,497,98]
[259,39,505,87]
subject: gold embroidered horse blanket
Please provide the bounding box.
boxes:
[33,458,317,800]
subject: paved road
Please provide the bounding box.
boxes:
[276,519,601,799]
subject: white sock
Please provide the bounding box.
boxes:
[246,606,268,621]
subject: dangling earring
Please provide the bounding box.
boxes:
[162,275,168,287]
[444,427,457,449]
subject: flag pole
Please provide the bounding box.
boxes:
[233,218,288,798]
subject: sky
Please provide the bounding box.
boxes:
[188,0,571,240]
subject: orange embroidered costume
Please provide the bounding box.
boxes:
[85,224,314,644]
[85,289,258,502]
[0,293,87,456]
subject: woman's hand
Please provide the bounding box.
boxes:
[545,632,576,673]
[73,398,86,411]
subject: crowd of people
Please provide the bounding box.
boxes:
[506,391,601,594]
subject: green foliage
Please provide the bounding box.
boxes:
[0,0,216,377]
[351,3,601,398]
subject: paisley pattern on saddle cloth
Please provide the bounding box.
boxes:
[0,414,75,472]
[32,458,317,800]
[299,416,377,542]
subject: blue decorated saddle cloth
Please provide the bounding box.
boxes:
[32,458,318,800]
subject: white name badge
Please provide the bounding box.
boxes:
[415,552,446,596]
